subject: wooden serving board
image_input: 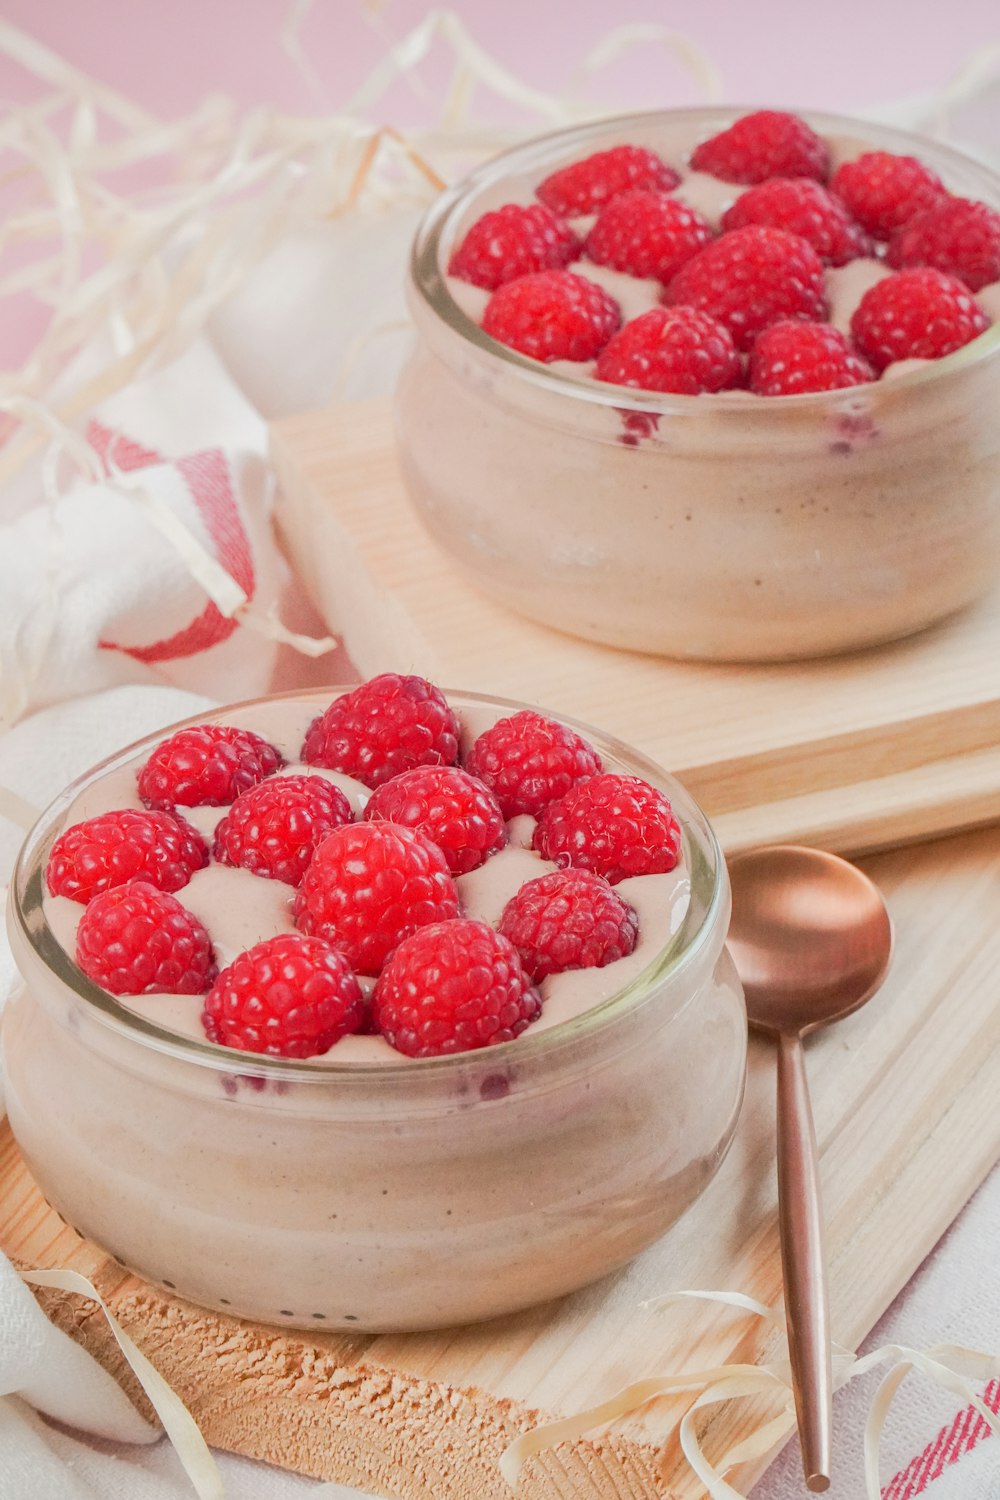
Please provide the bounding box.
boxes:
[7,824,1000,1497]
[270,397,1000,858]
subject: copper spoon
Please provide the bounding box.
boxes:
[726,845,893,1493]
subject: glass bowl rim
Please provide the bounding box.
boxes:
[9,685,729,1082]
[409,103,1000,412]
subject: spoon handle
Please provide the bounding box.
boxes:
[776,1032,832,1493]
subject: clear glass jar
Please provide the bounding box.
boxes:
[2,689,746,1332]
[396,108,1000,661]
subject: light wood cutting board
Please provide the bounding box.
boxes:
[6,823,1000,1497]
[270,397,1000,858]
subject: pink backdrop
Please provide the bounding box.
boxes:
[1,0,997,123]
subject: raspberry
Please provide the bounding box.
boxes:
[294,822,460,976]
[213,774,353,887]
[498,869,638,982]
[202,933,365,1058]
[537,144,680,217]
[749,320,875,396]
[76,881,215,996]
[302,675,459,790]
[830,152,948,239]
[464,710,601,820]
[138,724,282,809]
[887,197,1000,293]
[364,765,505,876]
[595,306,741,394]
[584,190,712,284]
[46,808,207,904]
[690,110,829,185]
[481,271,620,363]
[533,773,682,885]
[372,919,541,1058]
[721,178,871,266]
[850,267,990,371]
[664,225,828,352]
[448,203,579,290]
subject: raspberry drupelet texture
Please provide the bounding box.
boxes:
[213,774,353,887]
[76,881,216,996]
[887,197,1000,293]
[372,919,541,1058]
[690,110,830,185]
[537,144,680,216]
[721,178,871,266]
[481,271,621,362]
[202,933,366,1058]
[464,709,601,820]
[294,821,460,975]
[850,267,990,371]
[584,190,713,284]
[533,773,682,885]
[595,306,741,394]
[499,868,639,982]
[749,321,875,396]
[46,807,207,904]
[137,724,282,810]
[829,152,948,239]
[363,764,506,876]
[664,225,828,352]
[302,675,460,790]
[448,203,579,290]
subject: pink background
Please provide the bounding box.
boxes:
[1,0,998,123]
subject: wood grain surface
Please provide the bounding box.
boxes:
[270,397,1000,859]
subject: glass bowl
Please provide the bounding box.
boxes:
[2,688,746,1332]
[396,108,1000,661]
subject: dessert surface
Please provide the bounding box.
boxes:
[444,110,1000,396]
[41,677,692,1065]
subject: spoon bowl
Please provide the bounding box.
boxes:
[728,844,894,1038]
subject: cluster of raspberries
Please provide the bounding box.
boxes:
[46,675,684,1061]
[447,110,998,397]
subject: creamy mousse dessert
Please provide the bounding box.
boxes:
[3,677,745,1331]
[397,108,1000,659]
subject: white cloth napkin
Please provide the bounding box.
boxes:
[0,339,285,733]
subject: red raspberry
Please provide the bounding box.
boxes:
[138,724,282,809]
[47,808,207,904]
[498,869,638,982]
[584,190,712,284]
[294,822,460,975]
[537,144,680,216]
[76,881,215,996]
[481,271,620,363]
[887,197,1000,293]
[302,675,459,790]
[595,306,741,394]
[664,225,828,352]
[364,765,505,876]
[830,152,948,239]
[721,178,871,266]
[202,933,365,1058]
[533,773,682,886]
[213,774,353,887]
[464,710,601,820]
[850,267,990,371]
[372,919,541,1058]
[690,111,829,185]
[448,203,579,290]
[749,321,875,396]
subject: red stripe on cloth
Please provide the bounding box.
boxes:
[98,446,257,663]
[882,1378,1000,1498]
[86,418,163,472]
